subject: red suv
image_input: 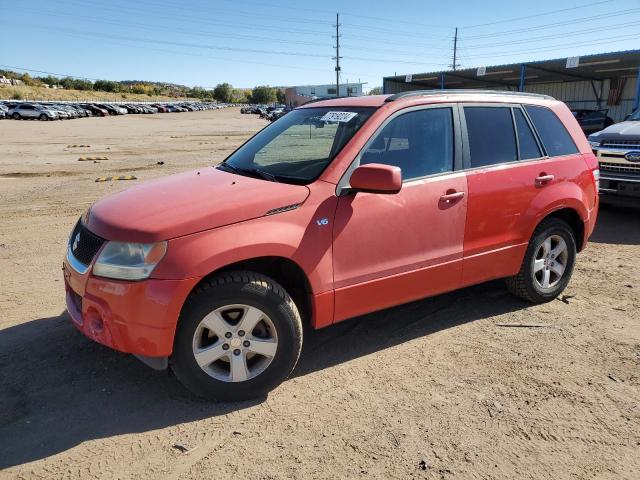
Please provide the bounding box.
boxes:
[63,91,599,400]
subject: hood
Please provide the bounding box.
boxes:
[87,167,310,242]
[590,121,640,142]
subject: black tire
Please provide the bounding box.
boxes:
[12,113,21,120]
[506,218,577,303]
[171,271,303,401]
[39,114,47,121]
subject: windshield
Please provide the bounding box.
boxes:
[629,109,640,121]
[220,107,375,184]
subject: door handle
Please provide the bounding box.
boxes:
[440,191,465,203]
[535,174,554,186]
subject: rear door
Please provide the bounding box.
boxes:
[461,103,583,286]
[332,105,467,322]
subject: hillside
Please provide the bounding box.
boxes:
[0,85,181,103]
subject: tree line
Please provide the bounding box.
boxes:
[1,70,287,103]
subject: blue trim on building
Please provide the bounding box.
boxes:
[634,66,640,111]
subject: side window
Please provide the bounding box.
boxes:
[464,106,517,167]
[514,108,542,160]
[359,108,454,181]
[525,105,578,157]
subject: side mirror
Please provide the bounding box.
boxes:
[349,163,402,194]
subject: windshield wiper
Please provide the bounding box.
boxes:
[217,163,279,182]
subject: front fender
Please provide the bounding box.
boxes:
[151,186,338,296]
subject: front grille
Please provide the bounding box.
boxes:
[69,221,105,266]
[599,162,640,174]
[601,140,640,150]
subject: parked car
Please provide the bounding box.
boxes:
[572,109,614,134]
[63,90,599,401]
[41,104,68,119]
[588,108,640,200]
[82,104,108,117]
[8,103,58,120]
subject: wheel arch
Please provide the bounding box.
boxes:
[184,256,314,328]
[538,206,586,251]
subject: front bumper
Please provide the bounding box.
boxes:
[599,171,640,198]
[63,257,199,358]
[593,148,640,198]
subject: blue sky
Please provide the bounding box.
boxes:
[0,0,639,91]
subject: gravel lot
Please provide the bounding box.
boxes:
[0,108,638,480]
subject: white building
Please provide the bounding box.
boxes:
[285,83,364,106]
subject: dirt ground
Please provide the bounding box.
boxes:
[0,109,639,480]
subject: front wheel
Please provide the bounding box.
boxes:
[12,113,21,120]
[506,218,577,303]
[39,114,47,121]
[171,271,303,401]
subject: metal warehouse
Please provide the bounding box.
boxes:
[383,50,640,122]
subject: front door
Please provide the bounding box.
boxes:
[331,105,467,322]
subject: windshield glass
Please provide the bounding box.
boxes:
[220,107,375,184]
[630,109,640,121]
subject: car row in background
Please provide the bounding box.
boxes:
[0,101,228,121]
[241,104,292,121]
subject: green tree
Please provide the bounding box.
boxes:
[251,85,277,104]
[94,80,121,93]
[213,83,234,103]
[276,88,286,104]
[368,86,383,95]
[38,75,60,87]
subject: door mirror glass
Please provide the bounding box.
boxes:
[349,163,402,194]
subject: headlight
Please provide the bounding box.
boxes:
[93,241,167,280]
[588,138,600,148]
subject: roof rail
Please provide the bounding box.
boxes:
[302,95,355,105]
[385,89,554,102]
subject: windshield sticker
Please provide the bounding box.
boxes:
[320,111,358,123]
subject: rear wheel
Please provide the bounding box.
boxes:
[506,218,576,303]
[171,271,303,401]
[12,113,21,120]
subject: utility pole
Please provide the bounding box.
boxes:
[452,27,459,71]
[333,13,341,97]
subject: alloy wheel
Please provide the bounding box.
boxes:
[192,304,278,382]
[532,234,568,290]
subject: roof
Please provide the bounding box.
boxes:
[299,95,388,108]
[299,90,559,109]
[384,49,640,90]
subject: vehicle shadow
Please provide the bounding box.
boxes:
[590,202,640,246]
[0,280,525,469]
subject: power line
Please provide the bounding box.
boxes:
[0,65,102,82]
[462,7,640,39]
[10,6,333,48]
[212,0,454,29]
[463,20,640,50]
[88,0,335,26]
[0,22,333,59]
[463,33,640,59]
[2,20,454,67]
[52,0,328,36]
[463,0,616,28]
